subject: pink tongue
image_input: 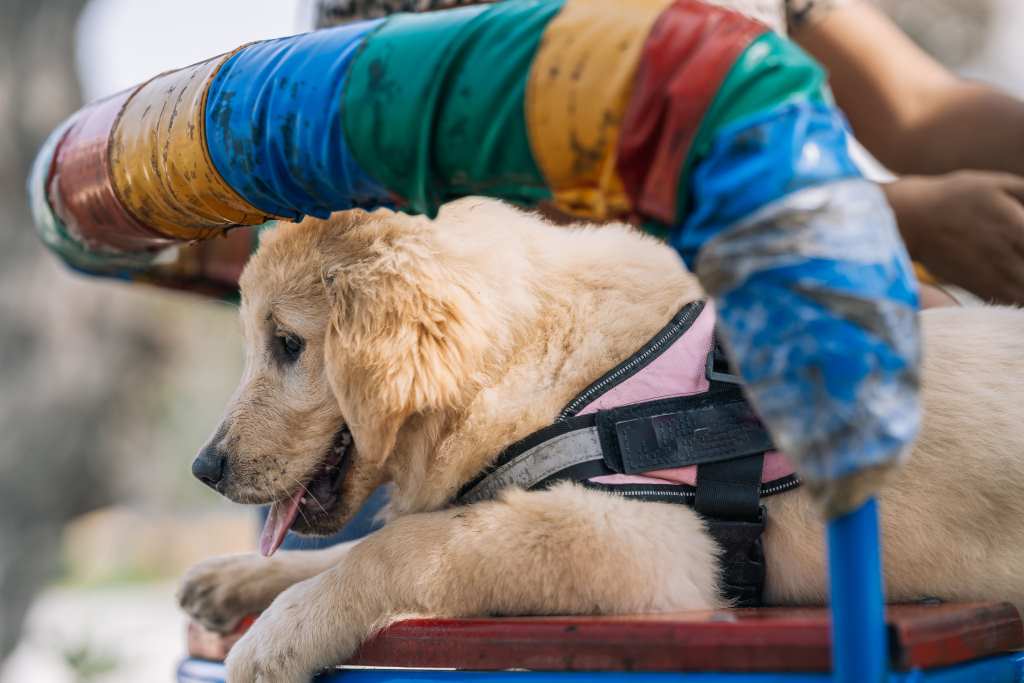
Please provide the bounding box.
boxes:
[259,488,305,557]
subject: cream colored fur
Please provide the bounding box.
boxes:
[178,198,1024,682]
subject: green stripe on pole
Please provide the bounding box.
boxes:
[342,0,562,217]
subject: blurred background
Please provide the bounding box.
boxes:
[0,1,309,680]
[0,0,1019,680]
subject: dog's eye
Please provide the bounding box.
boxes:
[278,334,304,362]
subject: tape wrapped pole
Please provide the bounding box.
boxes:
[204,20,391,221]
[680,101,921,515]
[29,114,158,276]
[49,90,175,254]
[342,2,560,217]
[23,0,924,511]
[110,53,276,240]
[524,0,674,219]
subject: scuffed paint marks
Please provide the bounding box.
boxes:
[343,1,558,217]
[617,0,768,225]
[49,90,172,253]
[110,53,272,239]
[678,102,920,505]
[525,0,673,220]
[205,19,389,221]
[29,113,155,276]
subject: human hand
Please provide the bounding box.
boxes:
[886,171,1024,305]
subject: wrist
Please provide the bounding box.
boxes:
[881,176,933,259]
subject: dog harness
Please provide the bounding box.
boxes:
[455,301,799,606]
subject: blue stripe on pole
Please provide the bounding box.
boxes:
[676,101,921,488]
[713,245,920,483]
[674,100,861,269]
[205,20,390,221]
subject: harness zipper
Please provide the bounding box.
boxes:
[609,476,800,502]
[616,488,696,500]
[760,477,801,496]
[557,302,704,420]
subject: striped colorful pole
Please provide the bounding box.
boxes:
[28,0,921,526]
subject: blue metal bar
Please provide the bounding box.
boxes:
[176,661,834,682]
[320,673,831,683]
[904,652,1024,682]
[178,653,1024,683]
[827,497,888,683]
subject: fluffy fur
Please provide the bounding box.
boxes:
[178,198,1024,682]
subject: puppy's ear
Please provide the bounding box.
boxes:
[322,234,495,466]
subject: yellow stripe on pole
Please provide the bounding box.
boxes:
[109,53,276,241]
[525,0,674,220]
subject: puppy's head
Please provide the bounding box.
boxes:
[194,200,526,554]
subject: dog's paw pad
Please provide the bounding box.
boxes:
[178,554,287,634]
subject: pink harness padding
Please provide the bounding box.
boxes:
[577,303,795,486]
[577,304,715,415]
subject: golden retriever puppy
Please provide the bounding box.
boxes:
[179,198,1024,682]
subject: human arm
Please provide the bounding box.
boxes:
[791,0,1024,176]
[883,171,1024,304]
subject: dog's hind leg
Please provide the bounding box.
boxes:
[225,483,722,683]
[178,541,358,634]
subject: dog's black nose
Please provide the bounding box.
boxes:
[192,444,228,490]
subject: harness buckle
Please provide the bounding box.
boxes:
[706,338,743,385]
[705,506,767,607]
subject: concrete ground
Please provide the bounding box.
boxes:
[0,582,185,683]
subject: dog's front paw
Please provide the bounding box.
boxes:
[178,553,296,634]
[225,622,309,683]
[224,579,360,683]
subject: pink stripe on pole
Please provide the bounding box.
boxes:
[49,89,172,253]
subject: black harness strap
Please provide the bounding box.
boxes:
[695,452,764,519]
[453,304,794,607]
[458,390,776,501]
[696,454,767,607]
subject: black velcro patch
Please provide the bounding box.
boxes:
[596,393,774,474]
